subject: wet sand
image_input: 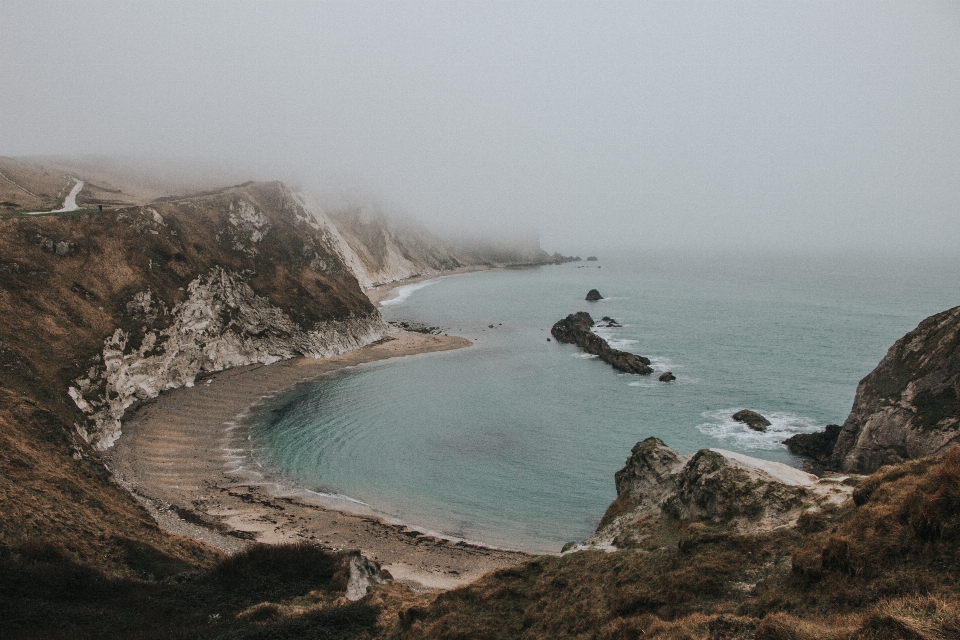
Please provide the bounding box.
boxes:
[106,331,531,590]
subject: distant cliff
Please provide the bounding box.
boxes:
[321,202,576,289]
[827,305,960,473]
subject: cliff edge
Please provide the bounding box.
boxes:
[0,175,386,569]
[828,305,960,473]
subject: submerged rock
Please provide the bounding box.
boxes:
[585,289,603,301]
[550,311,652,375]
[732,409,772,432]
[829,305,960,474]
[659,371,676,382]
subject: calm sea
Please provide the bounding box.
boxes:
[246,250,959,553]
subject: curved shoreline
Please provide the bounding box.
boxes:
[105,331,531,590]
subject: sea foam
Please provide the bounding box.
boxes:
[380,280,437,306]
[696,408,825,451]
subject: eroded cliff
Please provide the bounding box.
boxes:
[0,177,386,567]
[828,305,960,473]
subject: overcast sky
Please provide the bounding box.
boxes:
[2,1,959,253]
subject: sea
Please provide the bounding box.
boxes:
[244,250,959,554]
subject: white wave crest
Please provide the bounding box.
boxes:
[695,408,826,451]
[380,280,438,306]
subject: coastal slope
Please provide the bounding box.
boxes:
[0,177,387,570]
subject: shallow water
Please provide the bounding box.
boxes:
[247,250,959,553]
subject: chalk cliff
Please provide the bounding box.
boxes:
[0,174,386,565]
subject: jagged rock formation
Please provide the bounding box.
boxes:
[785,424,841,465]
[732,409,772,432]
[827,305,960,473]
[583,438,850,550]
[550,311,652,374]
[659,371,676,382]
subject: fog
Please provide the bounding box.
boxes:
[3,1,959,253]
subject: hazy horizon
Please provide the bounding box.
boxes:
[3,1,959,254]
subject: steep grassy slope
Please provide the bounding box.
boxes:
[0,179,383,574]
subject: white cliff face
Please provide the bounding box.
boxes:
[293,192,424,289]
[292,192,382,289]
[70,267,388,450]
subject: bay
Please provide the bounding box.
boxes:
[247,250,959,553]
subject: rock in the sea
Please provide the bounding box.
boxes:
[732,409,772,432]
[659,371,676,382]
[550,312,652,375]
[784,424,841,463]
[586,256,598,261]
[585,289,603,301]
[829,305,960,474]
[600,316,622,327]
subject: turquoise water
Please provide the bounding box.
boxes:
[248,251,959,553]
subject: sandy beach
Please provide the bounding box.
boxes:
[106,329,531,590]
[365,266,495,306]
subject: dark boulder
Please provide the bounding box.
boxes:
[784,425,841,463]
[659,371,676,382]
[585,289,603,301]
[550,311,652,375]
[586,256,598,261]
[732,409,772,432]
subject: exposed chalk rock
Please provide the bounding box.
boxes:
[70,267,388,450]
[585,438,850,550]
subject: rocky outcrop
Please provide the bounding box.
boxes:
[829,305,960,473]
[585,438,850,549]
[784,425,841,464]
[659,371,676,382]
[70,268,387,449]
[732,409,771,432]
[585,289,603,301]
[551,311,652,375]
[2,179,389,453]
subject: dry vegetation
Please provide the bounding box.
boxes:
[389,446,960,640]
[11,441,954,639]
[0,180,373,577]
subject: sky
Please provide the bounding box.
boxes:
[2,1,959,253]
